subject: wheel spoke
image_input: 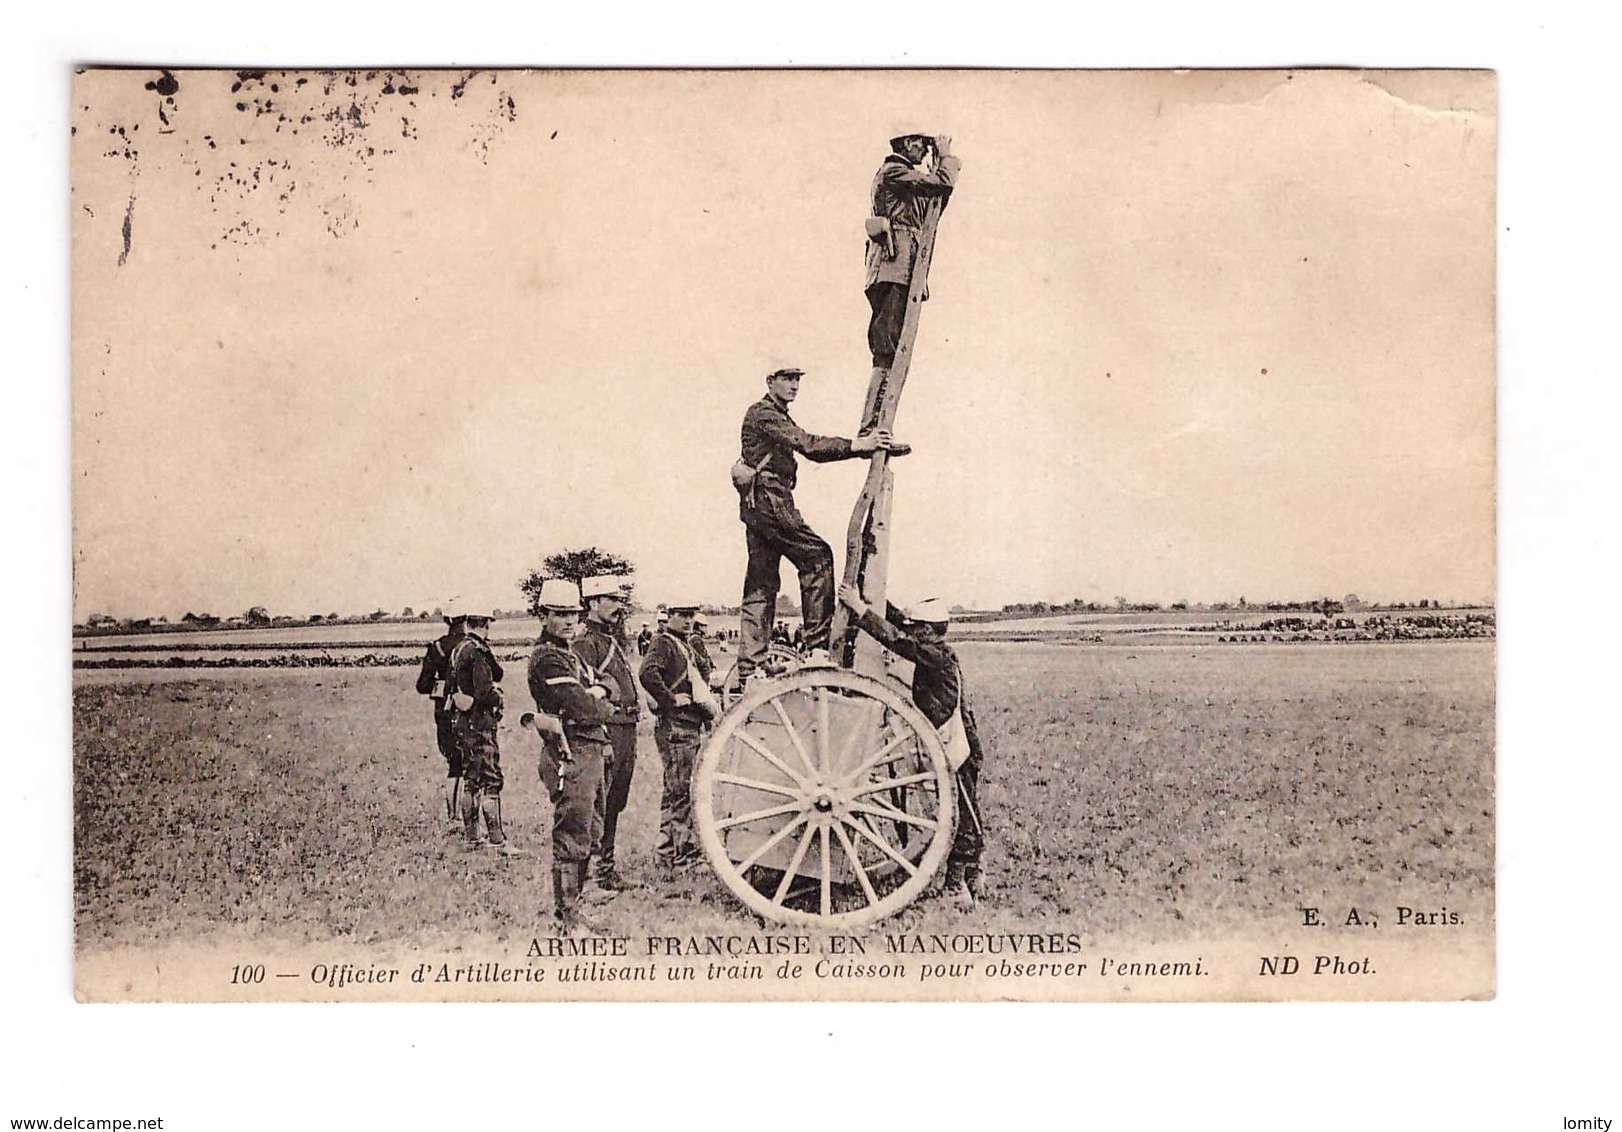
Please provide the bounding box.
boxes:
[733,728,812,791]
[852,771,938,797]
[816,686,831,776]
[844,729,916,782]
[831,699,880,777]
[713,771,802,799]
[832,820,878,907]
[819,826,832,916]
[844,815,918,876]
[770,698,819,779]
[850,798,939,831]
[772,822,817,905]
[735,812,810,874]
[717,799,805,831]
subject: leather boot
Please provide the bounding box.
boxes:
[482,795,524,856]
[461,788,485,847]
[580,859,615,904]
[594,855,628,892]
[553,865,581,933]
[943,860,974,908]
[443,778,463,833]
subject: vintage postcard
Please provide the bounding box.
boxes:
[71,67,1495,1002]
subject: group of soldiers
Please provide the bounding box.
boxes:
[415,579,725,931]
[415,128,986,931]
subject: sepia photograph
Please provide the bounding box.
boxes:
[69,66,1496,1003]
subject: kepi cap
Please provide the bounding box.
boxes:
[536,578,583,611]
[442,598,488,623]
[581,575,627,601]
[897,596,950,625]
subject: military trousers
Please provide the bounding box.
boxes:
[949,746,984,869]
[739,488,835,673]
[653,716,704,864]
[596,721,639,866]
[434,709,462,778]
[540,739,606,866]
[453,710,502,796]
[865,281,909,368]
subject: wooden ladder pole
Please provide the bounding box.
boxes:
[832,195,945,672]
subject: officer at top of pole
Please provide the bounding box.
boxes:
[861,128,960,431]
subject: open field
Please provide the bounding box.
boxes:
[74,639,1494,963]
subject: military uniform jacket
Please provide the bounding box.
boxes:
[865,152,961,291]
[415,631,459,719]
[528,632,613,745]
[572,620,641,724]
[448,636,505,718]
[688,632,714,682]
[739,394,853,497]
[856,604,983,761]
[638,629,710,728]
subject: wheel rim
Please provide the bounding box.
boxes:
[694,668,955,929]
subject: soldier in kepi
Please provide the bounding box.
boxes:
[571,576,640,892]
[415,607,465,833]
[862,129,960,431]
[448,608,522,856]
[638,601,716,871]
[838,584,985,906]
[732,366,904,682]
[527,579,620,931]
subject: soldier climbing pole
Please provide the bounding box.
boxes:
[830,194,947,676]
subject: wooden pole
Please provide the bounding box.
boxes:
[831,195,945,673]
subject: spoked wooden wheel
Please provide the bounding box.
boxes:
[694,668,955,929]
[718,645,808,710]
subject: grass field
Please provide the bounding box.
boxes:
[73,640,1494,952]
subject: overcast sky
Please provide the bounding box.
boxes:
[71,69,1495,620]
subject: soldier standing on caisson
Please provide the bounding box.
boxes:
[415,609,465,832]
[733,367,898,682]
[572,576,640,892]
[528,579,618,930]
[638,601,714,869]
[449,610,521,856]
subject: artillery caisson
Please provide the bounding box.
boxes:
[694,184,954,928]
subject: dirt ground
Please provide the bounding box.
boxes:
[73,640,1494,953]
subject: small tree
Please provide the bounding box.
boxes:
[245,606,271,626]
[520,547,635,617]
